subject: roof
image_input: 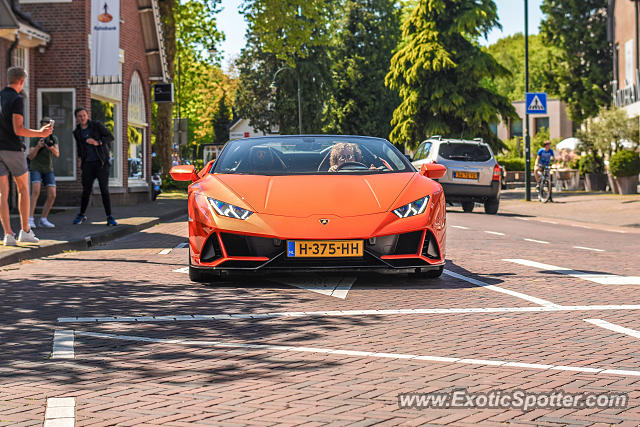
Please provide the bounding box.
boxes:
[137,0,169,82]
[0,0,50,46]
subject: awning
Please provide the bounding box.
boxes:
[137,0,169,82]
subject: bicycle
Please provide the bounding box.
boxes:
[536,165,553,203]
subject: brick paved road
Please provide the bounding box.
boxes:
[1,212,640,426]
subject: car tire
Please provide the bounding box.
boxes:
[461,201,474,213]
[484,197,499,214]
[414,265,444,279]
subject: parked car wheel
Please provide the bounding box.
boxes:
[484,196,499,214]
[461,201,475,212]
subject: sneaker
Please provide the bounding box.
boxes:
[3,233,17,246]
[39,217,55,228]
[29,217,36,229]
[106,215,118,226]
[17,229,39,244]
[73,214,87,225]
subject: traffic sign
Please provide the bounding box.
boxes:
[526,92,547,114]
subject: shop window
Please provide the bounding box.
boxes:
[127,72,147,183]
[91,98,119,180]
[38,89,76,179]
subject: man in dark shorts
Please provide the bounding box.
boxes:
[28,116,60,229]
[0,67,52,246]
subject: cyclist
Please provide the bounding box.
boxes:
[535,140,555,188]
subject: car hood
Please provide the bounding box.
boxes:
[211,173,416,217]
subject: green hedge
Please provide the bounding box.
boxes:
[578,153,605,175]
[496,156,525,171]
[609,150,640,177]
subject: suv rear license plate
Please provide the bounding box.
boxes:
[454,171,479,180]
[287,240,363,257]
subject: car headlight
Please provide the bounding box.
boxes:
[207,197,253,220]
[393,196,429,218]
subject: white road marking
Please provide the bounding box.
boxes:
[451,225,469,230]
[537,219,558,225]
[61,304,640,324]
[523,238,549,244]
[573,246,605,252]
[158,249,172,255]
[585,319,640,339]
[173,267,189,273]
[51,330,74,359]
[44,397,75,427]
[274,275,356,299]
[74,330,640,378]
[160,243,188,255]
[484,231,505,236]
[443,269,559,307]
[504,259,640,285]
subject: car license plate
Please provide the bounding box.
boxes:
[287,240,363,257]
[454,171,479,180]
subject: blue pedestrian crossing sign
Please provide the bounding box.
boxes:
[526,92,547,114]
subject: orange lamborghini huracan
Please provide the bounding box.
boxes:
[170,135,447,282]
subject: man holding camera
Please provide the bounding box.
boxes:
[0,67,52,246]
[28,116,59,228]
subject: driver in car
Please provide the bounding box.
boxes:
[328,142,376,172]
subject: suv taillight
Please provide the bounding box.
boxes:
[492,164,501,181]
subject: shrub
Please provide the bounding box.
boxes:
[578,153,605,175]
[609,150,640,177]
[496,156,525,171]
[161,173,189,192]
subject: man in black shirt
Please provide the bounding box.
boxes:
[0,67,52,246]
[72,107,117,226]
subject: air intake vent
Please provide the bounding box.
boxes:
[421,231,441,260]
[200,233,223,262]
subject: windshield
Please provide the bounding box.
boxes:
[212,136,415,175]
[438,142,492,162]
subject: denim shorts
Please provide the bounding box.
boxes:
[30,170,56,187]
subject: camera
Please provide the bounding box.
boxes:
[44,136,56,147]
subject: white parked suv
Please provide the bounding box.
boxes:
[412,136,502,214]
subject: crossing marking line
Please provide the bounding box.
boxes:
[484,231,505,236]
[44,397,75,427]
[73,330,640,378]
[57,305,640,324]
[443,269,560,307]
[573,246,605,253]
[523,238,550,244]
[451,225,469,230]
[585,319,640,339]
[160,242,188,255]
[51,330,74,359]
[158,249,172,255]
[504,259,640,285]
[273,275,356,299]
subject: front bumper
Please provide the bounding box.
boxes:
[191,229,445,272]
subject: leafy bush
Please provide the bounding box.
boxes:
[609,150,640,177]
[568,157,580,170]
[496,156,525,171]
[161,173,189,192]
[578,153,605,175]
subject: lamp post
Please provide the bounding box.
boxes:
[524,0,531,201]
[271,66,302,134]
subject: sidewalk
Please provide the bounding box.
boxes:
[498,189,640,231]
[0,193,186,267]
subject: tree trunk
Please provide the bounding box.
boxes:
[157,0,176,175]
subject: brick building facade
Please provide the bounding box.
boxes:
[0,0,167,207]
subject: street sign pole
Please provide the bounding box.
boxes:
[524,0,531,201]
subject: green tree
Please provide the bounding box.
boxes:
[212,91,233,144]
[578,107,639,159]
[323,0,401,138]
[484,33,559,102]
[385,0,516,151]
[540,0,612,123]
[156,0,177,174]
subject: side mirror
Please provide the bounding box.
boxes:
[420,163,446,179]
[170,165,198,182]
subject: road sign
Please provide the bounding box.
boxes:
[526,92,547,114]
